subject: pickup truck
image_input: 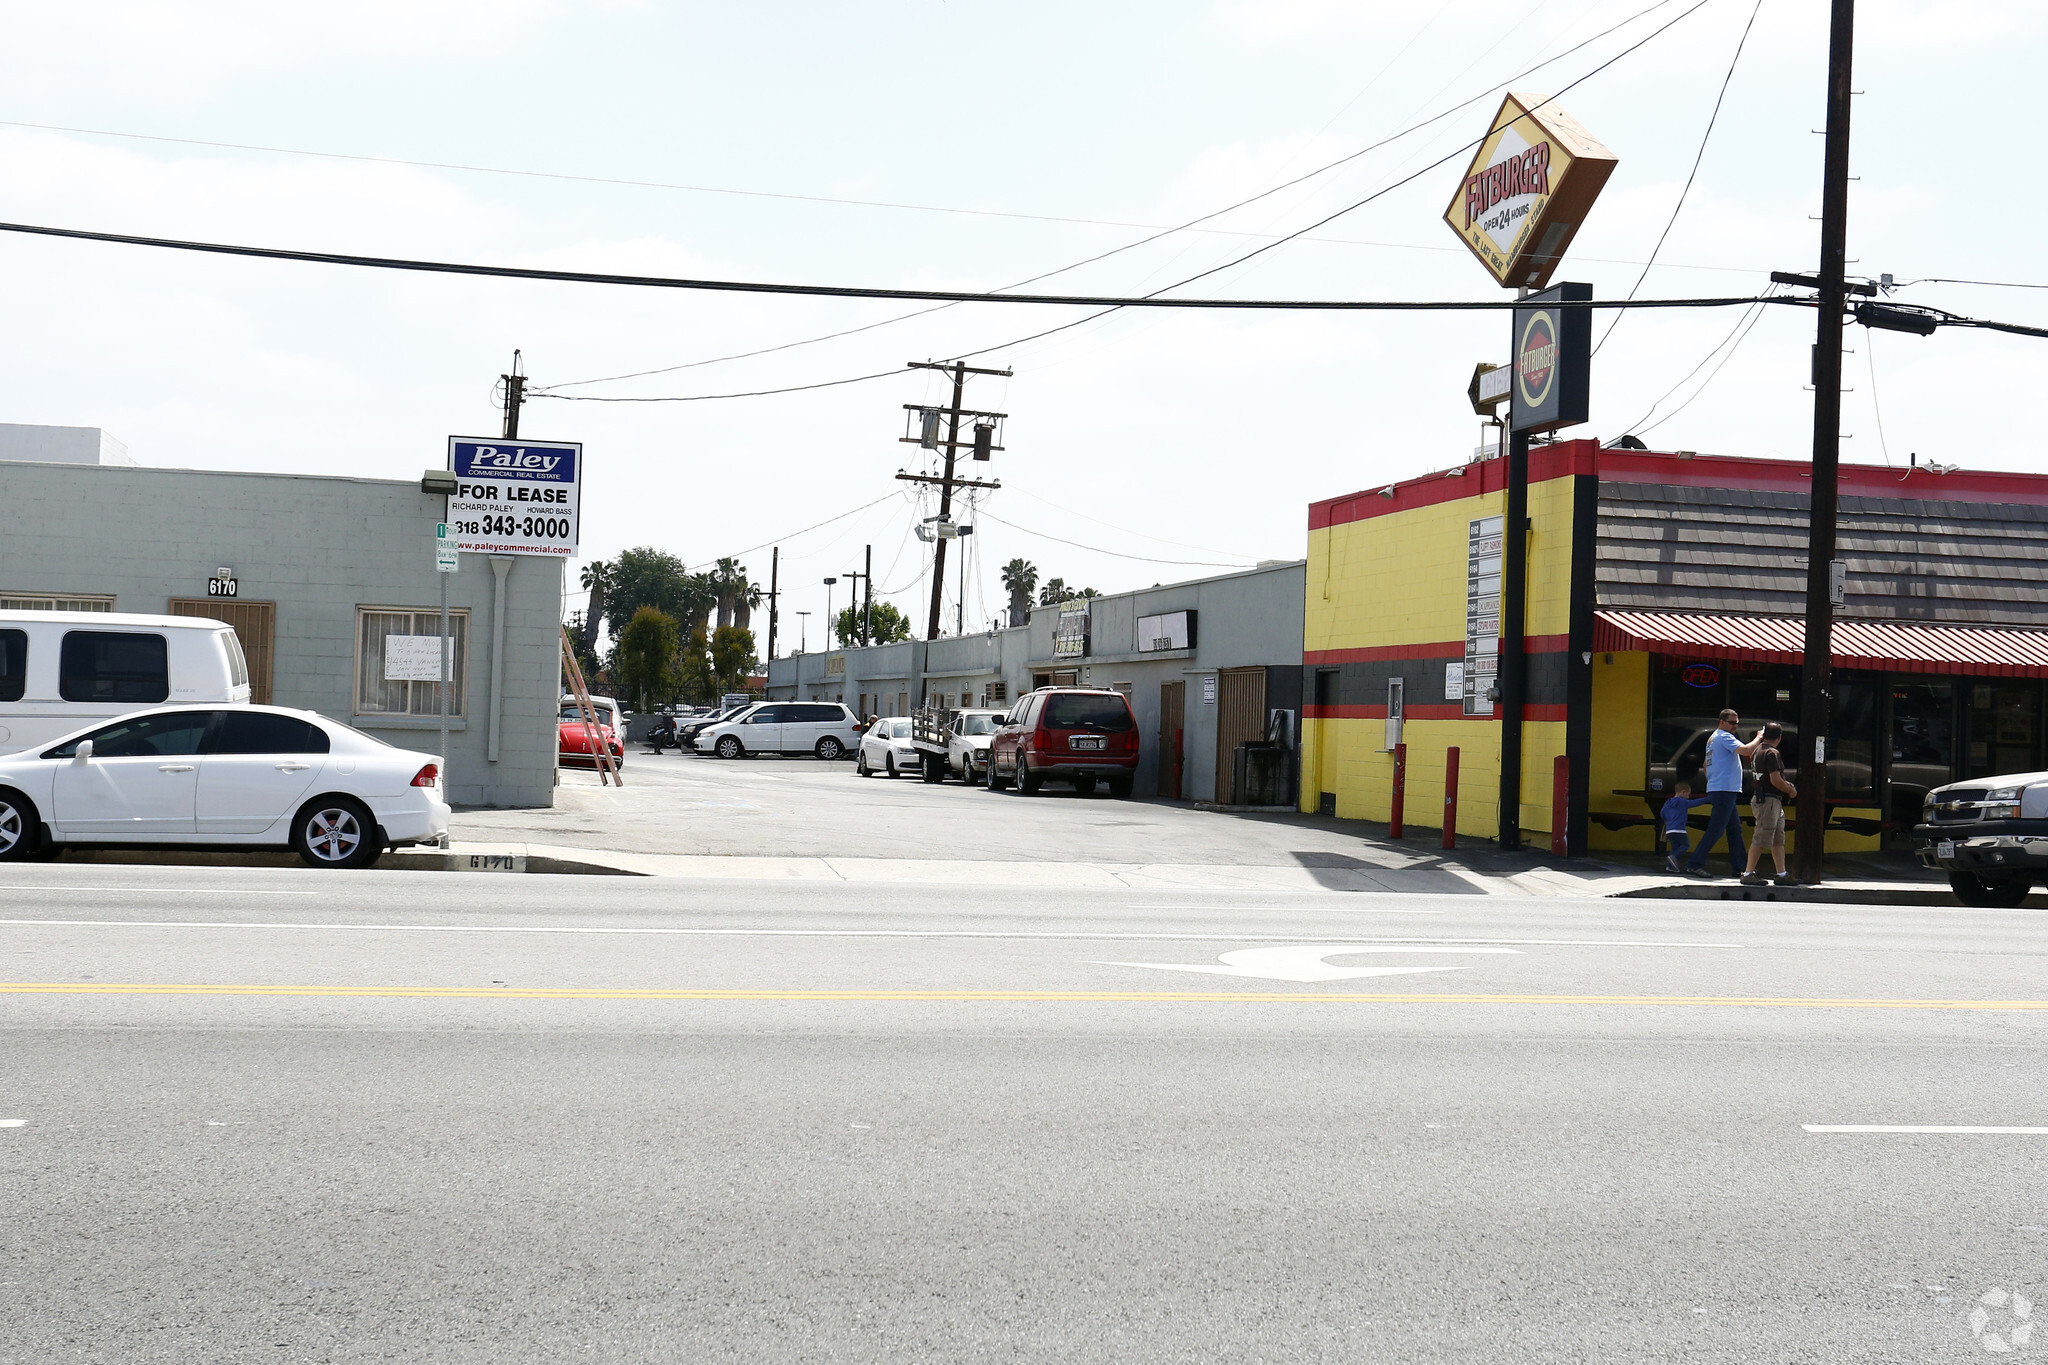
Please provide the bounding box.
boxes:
[910,707,1007,785]
[1915,769,2048,906]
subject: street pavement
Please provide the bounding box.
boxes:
[3,864,2046,1362]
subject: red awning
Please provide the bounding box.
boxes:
[1592,610,2048,679]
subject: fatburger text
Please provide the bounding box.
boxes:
[1464,142,1552,229]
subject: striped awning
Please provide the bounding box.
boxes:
[1592,610,2048,678]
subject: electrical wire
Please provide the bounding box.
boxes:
[976,509,1256,568]
[1592,0,1764,355]
[1008,486,1261,560]
[1635,296,1776,436]
[1864,326,1894,468]
[678,493,897,574]
[1894,277,2048,291]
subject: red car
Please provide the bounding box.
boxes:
[986,687,1138,797]
[558,700,625,767]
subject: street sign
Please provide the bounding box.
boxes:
[1510,283,1592,433]
[444,437,582,557]
[435,522,459,573]
[1468,362,1511,416]
[1443,92,1616,290]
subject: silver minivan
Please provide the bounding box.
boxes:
[695,702,861,761]
[0,611,252,755]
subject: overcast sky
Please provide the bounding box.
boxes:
[1,0,2039,647]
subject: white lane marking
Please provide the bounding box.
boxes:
[0,920,1746,947]
[1803,1125,2048,1134]
[1126,903,1445,913]
[1096,944,1523,983]
[0,1120,25,1128]
[0,887,318,895]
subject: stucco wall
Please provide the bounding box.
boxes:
[0,460,561,808]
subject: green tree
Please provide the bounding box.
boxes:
[577,558,613,655]
[835,600,911,646]
[1000,557,1037,626]
[675,628,714,704]
[614,606,681,712]
[710,626,759,696]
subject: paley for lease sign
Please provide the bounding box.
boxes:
[444,437,581,557]
[1442,92,1615,290]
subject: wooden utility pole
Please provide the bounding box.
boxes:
[898,360,1009,639]
[501,350,525,439]
[1793,0,1856,885]
[766,546,780,661]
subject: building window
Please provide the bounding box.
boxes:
[355,608,469,717]
[1,592,114,612]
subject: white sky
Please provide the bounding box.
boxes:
[1,0,2040,647]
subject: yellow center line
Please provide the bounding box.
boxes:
[2,983,2047,1009]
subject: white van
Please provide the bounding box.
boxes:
[0,611,252,755]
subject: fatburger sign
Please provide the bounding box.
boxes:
[1510,283,1590,434]
[1443,92,1616,290]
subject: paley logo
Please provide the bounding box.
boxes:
[456,443,576,481]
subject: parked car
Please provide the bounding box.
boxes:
[676,704,746,751]
[857,716,922,778]
[558,699,624,768]
[1,610,252,756]
[0,704,448,868]
[695,701,862,761]
[986,688,1139,797]
[907,707,1004,784]
[1915,769,2048,906]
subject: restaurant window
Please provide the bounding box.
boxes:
[355,608,468,718]
[1968,681,2041,779]
[1826,674,1878,804]
[1890,679,1955,832]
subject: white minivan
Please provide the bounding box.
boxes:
[695,701,862,760]
[0,611,252,755]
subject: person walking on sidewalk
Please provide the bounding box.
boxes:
[1740,722,1801,886]
[1685,708,1765,878]
[1660,779,1712,874]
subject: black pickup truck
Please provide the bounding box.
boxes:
[1915,771,2048,906]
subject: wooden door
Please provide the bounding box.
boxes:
[1157,680,1185,799]
[1215,667,1268,803]
[169,597,276,703]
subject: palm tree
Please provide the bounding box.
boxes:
[732,577,763,633]
[577,559,613,654]
[1000,557,1038,627]
[712,557,746,631]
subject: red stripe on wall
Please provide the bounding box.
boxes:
[1309,441,1596,531]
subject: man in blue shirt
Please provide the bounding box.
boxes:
[1686,708,1766,878]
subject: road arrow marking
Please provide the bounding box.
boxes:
[1092,943,1521,983]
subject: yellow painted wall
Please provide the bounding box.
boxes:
[1589,651,1652,853]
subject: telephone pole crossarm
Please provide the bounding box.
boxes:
[896,472,1001,491]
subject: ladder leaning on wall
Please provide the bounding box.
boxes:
[560,626,623,787]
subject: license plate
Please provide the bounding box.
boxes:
[1937,840,1956,861]
[1072,736,1104,750]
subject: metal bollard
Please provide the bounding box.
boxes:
[1442,746,1460,851]
[1551,753,1570,857]
[1390,742,1407,839]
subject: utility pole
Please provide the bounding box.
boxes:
[1498,422,1530,852]
[899,360,1009,640]
[766,547,780,661]
[501,350,526,439]
[863,544,873,647]
[842,566,869,646]
[1793,0,1856,885]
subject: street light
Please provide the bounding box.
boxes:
[823,577,838,648]
[793,611,810,654]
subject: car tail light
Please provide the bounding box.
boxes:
[1121,730,1138,752]
[411,763,439,788]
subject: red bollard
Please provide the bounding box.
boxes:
[1390,742,1407,838]
[1551,753,1570,857]
[1442,746,1460,850]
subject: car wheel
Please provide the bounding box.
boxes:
[1949,871,2032,908]
[292,796,383,869]
[1018,762,1042,795]
[986,756,1010,792]
[1074,775,1098,796]
[921,762,943,784]
[886,756,897,778]
[716,735,745,760]
[0,788,39,862]
[857,752,872,777]
[816,736,846,762]
[1108,776,1134,799]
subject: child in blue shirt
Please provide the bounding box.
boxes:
[1661,780,1712,873]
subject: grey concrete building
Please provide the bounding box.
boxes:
[765,560,1306,802]
[0,458,562,807]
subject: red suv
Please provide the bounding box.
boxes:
[987,688,1139,797]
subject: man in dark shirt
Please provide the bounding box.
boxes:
[1741,722,1799,886]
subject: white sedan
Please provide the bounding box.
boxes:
[856,717,922,778]
[0,704,449,868]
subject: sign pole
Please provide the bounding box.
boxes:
[436,520,456,824]
[1497,423,1530,852]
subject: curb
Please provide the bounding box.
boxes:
[43,847,644,877]
[1610,881,2001,907]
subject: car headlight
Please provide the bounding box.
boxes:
[1987,786,2023,802]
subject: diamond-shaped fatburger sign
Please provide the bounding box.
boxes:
[1443,92,1616,290]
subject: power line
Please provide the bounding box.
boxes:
[1895,277,2048,291]
[1008,486,1261,560]
[1593,0,1764,355]
[976,509,1256,568]
[678,493,898,574]
[0,218,1782,315]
